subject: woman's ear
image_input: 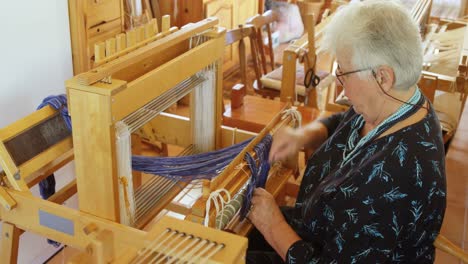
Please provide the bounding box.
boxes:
[376,65,395,91]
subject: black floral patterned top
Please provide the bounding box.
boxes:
[284,106,446,263]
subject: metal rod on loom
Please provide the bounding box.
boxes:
[124,75,202,130]
[135,179,176,221]
[134,175,166,199]
[133,146,196,222]
[124,75,204,132]
[123,33,210,131]
[135,176,165,205]
[127,81,194,131]
[135,180,175,219]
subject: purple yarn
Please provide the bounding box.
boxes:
[37,94,72,131]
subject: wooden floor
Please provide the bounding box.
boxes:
[435,102,468,263]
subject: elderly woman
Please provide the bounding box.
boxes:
[247,0,446,263]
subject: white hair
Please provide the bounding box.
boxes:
[320,0,423,90]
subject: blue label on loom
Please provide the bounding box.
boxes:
[39,210,75,236]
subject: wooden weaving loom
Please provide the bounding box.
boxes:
[0,16,299,263]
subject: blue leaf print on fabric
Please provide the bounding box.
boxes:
[319,160,331,181]
[324,137,334,152]
[340,183,358,198]
[305,184,314,194]
[360,145,378,166]
[324,204,335,222]
[436,188,446,197]
[387,135,395,144]
[306,219,317,232]
[413,230,426,247]
[414,158,423,187]
[362,223,384,238]
[383,187,408,202]
[417,141,437,150]
[392,252,404,262]
[287,246,298,264]
[304,165,316,178]
[369,206,378,215]
[428,181,437,199]
[431,160,441,177]
[351,248,371,264]
[366,161,391,184]
[362,196,374,205]
[334,231,346,253]
[336,143,346,150]
[392,212,402,237]
[411,200,423,223]
[341,222,348,231]
[392,142,408,167]
[424,122,430,135]
[345,208,359,224]
[323,185,337,194]
[416,246,429,258]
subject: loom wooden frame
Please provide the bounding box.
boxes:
[0,15,301,263]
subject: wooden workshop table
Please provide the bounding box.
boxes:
[223,95,331,133]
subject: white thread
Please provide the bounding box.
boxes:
[166,236,199,264]
[204,189,231,228]
[281,107,302,128]
[116,121,136,226]
[200,243,225,264]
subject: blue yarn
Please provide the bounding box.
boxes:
[132,138,252,180]
[37,94,72,131]
[239,134,272,220]
[39,95,276,221]
[36,94,70,248]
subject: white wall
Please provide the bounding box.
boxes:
[0,1,78,263]
[0,0,73,127]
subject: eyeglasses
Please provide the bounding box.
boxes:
[335,66,372,86]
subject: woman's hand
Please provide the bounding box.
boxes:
[268,127,304,163]
[248,188,286,239]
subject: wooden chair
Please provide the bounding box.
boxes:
[435,235,468,263]
[246,10,279,98]
[247,6,332,105]
[222,25,256,112]
[247,10,312,102]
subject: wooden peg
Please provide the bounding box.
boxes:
[105,38,116,57]
[83,223,99,235]
[136,26,145,42]
[94,42,106,63]
[126,29,137,48]
[115,33,126,52]
[162,15,170,33]
[145,18,158,38]
[231,84,246,109]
